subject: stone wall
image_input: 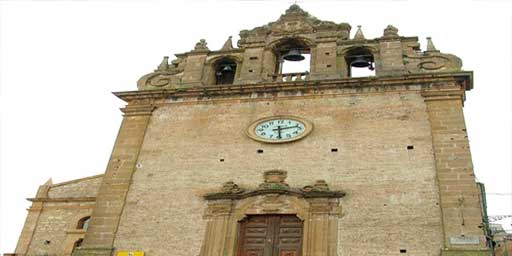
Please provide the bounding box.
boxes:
[48,175,103,198]
[14,175,101,256]
[113,89,444,255]
[24,202,94,255]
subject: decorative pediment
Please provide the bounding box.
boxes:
[203,170,345,201]
[238,5,350,47]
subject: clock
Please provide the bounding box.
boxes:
[246,116,313,143]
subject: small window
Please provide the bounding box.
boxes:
[77,216,91,230]
[72,238,84,252]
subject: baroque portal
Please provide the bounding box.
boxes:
[201,170,344,256]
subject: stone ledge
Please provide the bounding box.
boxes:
[115,71,473,103]
[72,247,113,256]
[441,249,492,256]
[27,197,96,202]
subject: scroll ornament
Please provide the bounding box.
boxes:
[137,56,184,90]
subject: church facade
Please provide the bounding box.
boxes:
[13,5,492,256]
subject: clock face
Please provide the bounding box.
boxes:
[247,116,313,143]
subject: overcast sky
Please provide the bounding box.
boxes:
[1,0,511,252]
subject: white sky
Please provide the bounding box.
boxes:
[1,0,511,252]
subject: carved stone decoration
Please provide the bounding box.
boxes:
[403,51,463,73]
[221,181,244,194]
[382,24,399,38]
[137,57,185,90]
[353,25,365,40]
[200,170,344,256]
[137,70,183,90]
[426,37,439,53]
[259,170,289,189]
[220,36,234,51]
[157,56,170,71]
[302,179,330,192]
[238,4,351,48]
[194,39,209,51]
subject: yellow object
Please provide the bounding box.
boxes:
[116,251,144,256]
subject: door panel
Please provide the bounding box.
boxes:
[273,216,302,256]
[238,215,302,256]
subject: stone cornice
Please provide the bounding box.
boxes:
[28,197,96,203]
[204,188,345,201]
[204,171,345,201]
[175,48,244,58]
[421,87,466,102]
[50,174,103,188]
[120,105,156,116]
[114,71,472,103]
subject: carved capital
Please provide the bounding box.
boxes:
[205,200,234,217]
[308,198,342,215]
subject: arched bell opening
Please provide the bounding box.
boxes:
[214,58,238,85]
[345,47,375,78]
[273,38,311,81]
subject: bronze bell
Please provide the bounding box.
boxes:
[282,49,305,61]
[350,55,371,68]
[221,65,234,72]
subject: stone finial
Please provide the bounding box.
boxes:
[383,25,399,38]
[285,4,307,16]
[221,181,243,194]
[157,56,169,71]
[353,25,365,40]
[194,39,209,51]
[221,36,234,51]
[313,180,330,191]
[301,179,331,192]
[426,37,439,52]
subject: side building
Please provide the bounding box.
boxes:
[13,175,103,255]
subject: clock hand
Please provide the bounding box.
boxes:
[275,125,300,131]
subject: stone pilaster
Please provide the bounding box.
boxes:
[423,87,491,255]
[72,104,154,256]
[305,198,341,256]
[377,25,405,76]
[14,180,51,255]
[14,202,44,255]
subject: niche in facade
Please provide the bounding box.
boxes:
[274,39,311,76]
[345,47,375,77]
[214,58,237,85]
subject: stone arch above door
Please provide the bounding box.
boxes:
[200,170,345,256]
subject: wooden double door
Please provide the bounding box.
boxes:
[237,215,303,256]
